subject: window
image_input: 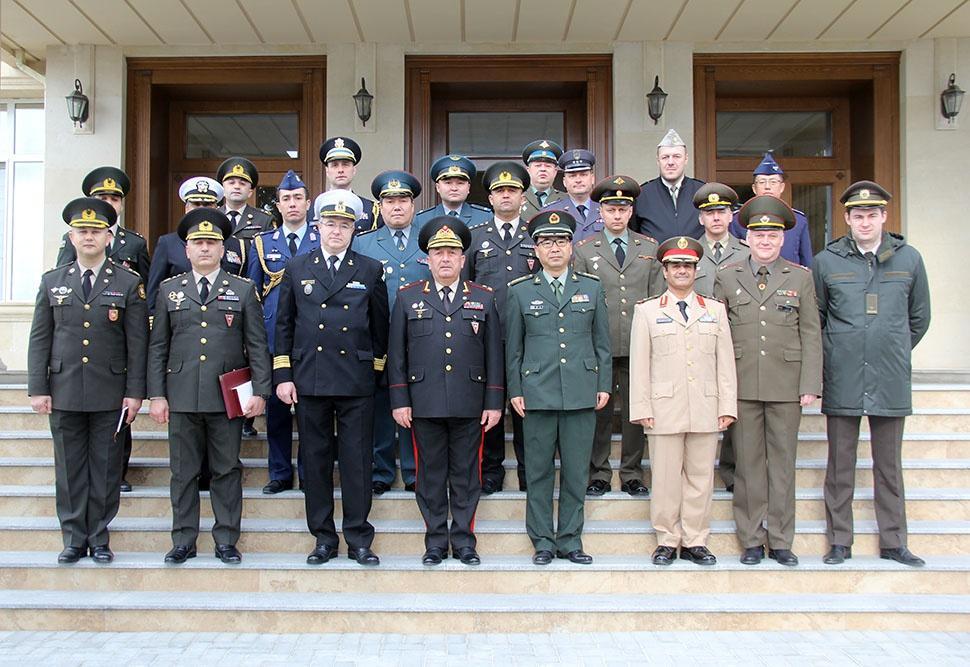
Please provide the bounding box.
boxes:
[716,111,833,158]
[448,112,564,157]
[0,102,44,301]
[185,113,299,159]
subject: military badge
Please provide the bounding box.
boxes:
[302,279,314,295]
[470,321,480,335]
[225,313,235,327]
[413,300,428,318]
[108,308,119,322]
[526,258,536,271]
[168,290,186,309]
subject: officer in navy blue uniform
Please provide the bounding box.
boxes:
[274,193,389,567]
[247,170,322,494]
[319,136,381,233]
[633,129,706,242]
[463,161,537,493]
[541,149,603,243]
[388,217,505,566]
[353,171,431,495]
[414,155,492,229]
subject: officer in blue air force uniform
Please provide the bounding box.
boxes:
[414,155,492,229]
[247,170,321,494]
[540,149,603,243]
[319,136,381,233]
[353,170,431,494]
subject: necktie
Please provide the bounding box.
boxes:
[287,233,298,256]
[394,230,406,251]
[228,211,240,229]
[536,191,546,208]
[199,276,209,302]
[82,269,94,301]
[613,238,625,266]
[501,223,513,241]
[441,285,452,306]
[552,278,563,304]
[714,241,723,263]
[677,300,689,322]
[670,186,679,211]
[757,265,768,291]
[577,205,588,221]
[448,210,459,218]
[327,255,338,278]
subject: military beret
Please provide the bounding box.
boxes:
[737,195,796,231]
[483,161,530,191]
[216,157,259,187]
[657,235,704,264]
[320,136,362,164]
[313,190,363,221]
[179,176,223,205]
[591,175,640,204]
[521,139,564,164]
[753,151,785,177]
[82,167,130,198]
[558,148,595,173]
[419,216,471,252]
[840,180,891,209]
[528,210,576,239]
[693,182,739,211]
[62,197,117,229]
[431,155,476,182]
[177,207,232,242]
[371,170,422,200]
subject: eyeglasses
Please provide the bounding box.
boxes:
[754,178,784,186]
[536,238,571,248]
[319,220,355,232]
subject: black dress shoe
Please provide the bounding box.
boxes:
[422,547,446,566]
[880,546,925,567]
[404,482,416,492]
[680,545,717,566]
[620,480,649,497]
[198,478,211,492]
[481,479,502,495]
[372,481,390,496]
[119,479,132,493]
[518,479,527,492]
[768,548,799,566]
[652,545,677,566]
[724,484,735,493]
[532,550,554,565]
[214,544,242,564]
[298,479,306,494]
[242,423,258,438]
[556,549,593,564]
[585,480,609,496]
[164,545,196,564]
[262,478,293,494]
[306,544,337,565]
[454,546,481,565]
[348,547,380,566]
[824,544,852,565]
[90,545,114,564]
[740,546,765,565]
[57,546,85,564]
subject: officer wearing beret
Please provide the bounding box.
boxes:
[574,175,664,497]
[630,236,737,566]
[714,195,822,567]
[542,149,603,243]
[414,155,492,229]
[692,182,750,492]
[633,129,705,242]
[217,156,276,247]
[354,171,430,495]
[319,137,381,233]
[148,209,271,565]
[462,161,536,493]
[29,197,148,564]
[274,192,389,567]
[520,139,567,220]
[388,217,504,566]
[729,152,814,267]
[247,171,321,494]
[56,167,150,283]
[815,181,931,567]
[506,211,612,565]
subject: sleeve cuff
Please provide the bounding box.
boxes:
[373,355,387,372]
[273,355,291,370]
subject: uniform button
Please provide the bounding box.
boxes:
[84,304,91,311]
[558,313,564,318]
[761,335,766,341]
[445,364,453,371]
[343,305,349,310]
[399,277,405,282]
[619,274,625,280]
[200,355,206,361]
[559,327,565,333]
[321,304,327,308]
[506,266,513,271]
[760,350,766,356]
[445,331,452,338]
[201,322,207,328]
[506,250,512,255]
[760,305,766,311]
[317,346,323,352]
[340,350,346,355]
[619,286,626,291]
[446,348,452,354]
[400,263,405,269]
[620,298,627,304]
[318,324,324,330]
[82,339,89,346]
[200,338,207,344]
[83,322,90,328]
[560,342,566,348]
[342,326,348,332]
[445,316,452,322]
[200,305,207,311]
[560,358,567,364]
[760,321,766,326]
[686,345,692,351]
[687,361,693,366]
[81,356,89,363]
[621,311,627,316]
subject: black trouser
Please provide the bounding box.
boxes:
[297,394,375,550]
[481,397,524,488]
[49,409,122,549]
[168,412,243,547]
[411,417,483,551]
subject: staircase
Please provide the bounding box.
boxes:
[0,383,968,633]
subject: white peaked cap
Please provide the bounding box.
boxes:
[657,129,686,148]
[313,189,364,219]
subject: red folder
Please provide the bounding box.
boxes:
[219,367,252,419]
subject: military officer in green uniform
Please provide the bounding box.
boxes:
[506,211,612,565]
[148,208,272,565]
[814,181,931,567]
[520,139,567,220]
[28,197,148,564]
[573,175,664,497]
[714,196,822,567]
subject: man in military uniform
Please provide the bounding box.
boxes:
[319,136,381,233]
[506,211,612,565]
[29,197,148,564]
[148,209,271,565]
[520,139,566,220]
[729,152,813,267]
[388,217,504,566]
[247,171,320,494]
[815,181,931,567]
[414,155,492,229]
[692,183,749,493]
[629,236,737,566]
[633,129,705,242]
[714,195,822,567]
[574,175,663,497]
[274,193,389,567]
[463,161,536,493]
[542,149,602,243]
[354,171,430,495]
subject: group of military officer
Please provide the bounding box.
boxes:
[27,126,930,569]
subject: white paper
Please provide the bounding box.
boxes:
[233,380,254,409]
[115,406,129,436]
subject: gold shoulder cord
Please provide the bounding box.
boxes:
[253,234,285,298]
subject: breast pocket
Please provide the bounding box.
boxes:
[99,296,126,324]
[651,325,679,355]
[407,311,433,337]
[48,294,74,323]
[772,294,800,326]
[697,321,718,353]
[728,292,753,324]
[568,300,594,332]
[523,307,550,335]
[461,309,485,336]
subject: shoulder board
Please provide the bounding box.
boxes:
[229,274,254,284]
[468,221,489,231]
[355,227,379,238]
[575,271,600,281]
[888,231,905,241]
[696,291,723,303]
[719,260,745,272]
[400,280,425,291]
[467,280,494,292]
[42,264,67,276]
[107,258,140,278]
[469,203,492,212]
[161,272,191,285]
[575,237,595,247]
[256,228,277,239]
[508,274,533,287]
[120,227,145,240]
[738,239,750,247]
[416,206,437,216]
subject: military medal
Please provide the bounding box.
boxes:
[302,279,314,295]
[108,308,119,322]
[413,300,427,318]
[225,313,235,327]
[51,286,71,305]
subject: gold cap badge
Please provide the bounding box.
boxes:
[388,179,401,189]
[199,221,213,233]
[760,215,771,223]
[614,176,625,185]
[231,164,245,176]
[860,189,870,199]
[708,193,719,203]
[81,209,97,221]
[103,177,116,190]
[549,213,560,224]
[676,237,689,249]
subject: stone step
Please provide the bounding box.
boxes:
[0,589,966,633]
[2,516,967,555]
[0,551,965,596]
[2,485,968,523]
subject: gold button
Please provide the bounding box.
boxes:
[760,350,766,356]
[506,265,513,271]
[688,377,693,382]
[201,322,207,328]
[560,358,567,364]
[400,277,405,282]
[686,345,692,351]
[321,304,327,308]
[81,356,89,363]
[343,304,349,310]
[445,332,452,338]
[84,304,91,311]
[200,338,207,344]
[446,348,452,354]
[621,311,627,316]
[317,324,324,330]
[761,335,766,341]
[340,350,346,355]
[445,316,451,322]
[200,305,207,311]
[620,298,627,304]
[560,343,566,348]
[200,355,206,361]
[83,322,90,328]
[761,321,767,326]
[317,346,323,352]
[559,327,565,333]
[687,361,693,366]
[445,364,452,371]
[619,274,625,280]
[82,339,89,346]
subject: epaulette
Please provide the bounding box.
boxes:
[575,271,600,281]
[575,237,595,247]
[642,234,658,244]
[467,280,494,292]
[229,273,254,283]
[739,239,750,247]
[696,292,724,303]
[636,296,657,305]
[42,264,66,276]
[469,203,492,212]
[355,227,379,238]
[416,206,436,216]
[107,258,140,278]
[119,227,145,239]
[162,272,191,285]
[720,261,745,272]
[468,220,489,231]
[508,274,533,287]
[400,280,425,291]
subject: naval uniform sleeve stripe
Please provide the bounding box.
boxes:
[273,355,291,369]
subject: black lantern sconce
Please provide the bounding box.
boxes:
[353,77,374,127]
[646,75,668,125]
[65,78,90,128]
[941,73,965,121]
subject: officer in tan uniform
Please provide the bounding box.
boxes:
[629,236,737,566]
[714,196,822,567]
[573,175,664,497]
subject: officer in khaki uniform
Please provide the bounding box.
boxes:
[573,175,664,497]
[520,139,567,220]
[714,196,822,567]
[29,197,148,564]
[506,211,612,565]
[629,236,737,566]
